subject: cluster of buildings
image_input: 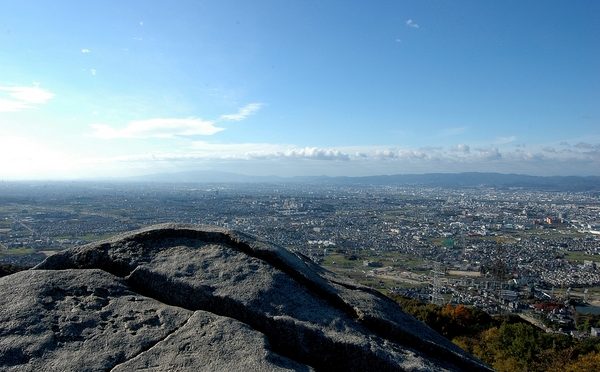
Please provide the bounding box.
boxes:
[1,181,600,332]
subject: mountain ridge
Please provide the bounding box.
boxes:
[122,171,600,191]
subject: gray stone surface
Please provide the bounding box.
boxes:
[112,311,309,372]
[0,224,491,371]
[0,269,190,371]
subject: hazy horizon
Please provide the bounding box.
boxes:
[1,1,598,180]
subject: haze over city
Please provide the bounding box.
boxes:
[0,1,598,179]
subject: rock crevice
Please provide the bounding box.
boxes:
[124,266,404,371]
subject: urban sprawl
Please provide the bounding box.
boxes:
[1,181,600,337]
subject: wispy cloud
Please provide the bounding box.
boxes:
[376,149,430,160]
[495,136,517,144]
[453,144,470,153]
[192,142,349,161]
[76,140,600,177]
[574,142,600,150]
[91,102,263,139]
[86,138,600,171]
[0,98,28,112]
[267,147,350,161]
[91,118,224,139]
[440,126,467,137]
[90,68,97,76]
[406,19,420,29]
[474,147,502,160]
[99,143,351,163]
[219,103,263,121]
[0,85,54,112]
[190,141,286,156]
[81,48,91,54]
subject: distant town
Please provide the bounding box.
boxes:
[1,180,600,337]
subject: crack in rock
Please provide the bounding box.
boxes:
[109,311,195,371]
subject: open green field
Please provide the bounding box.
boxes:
[321,250,430,295]
[322,250,427,270]
[324,264,428,295]
[563,251,600,263]
[431,237,455,248]
[463,235,521,244]
[520,228,587,239]
[321,253,362,269]
[0,247,35,256]
[568,286,600,305]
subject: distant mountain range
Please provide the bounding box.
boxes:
[126,171,600,191]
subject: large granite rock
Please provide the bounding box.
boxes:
[0,224,490,371]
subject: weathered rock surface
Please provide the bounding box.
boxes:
[0,224,490,371]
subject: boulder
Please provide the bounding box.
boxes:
[0,224,490,371]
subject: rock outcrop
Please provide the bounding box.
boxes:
[0,224,490,371]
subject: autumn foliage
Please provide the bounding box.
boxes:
[391,295,600,371]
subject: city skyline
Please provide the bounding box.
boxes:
[1,1,598,179]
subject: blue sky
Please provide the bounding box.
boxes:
[0,0,598,179]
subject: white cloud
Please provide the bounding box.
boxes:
[0,98,29,112]
[371,148,431,160]
[542,146,558,153]
[193,142,349,161]
[474,147,502,160]
[91,118,224,139]
[81,48,91,54]
[406,19,420,29]
[495,136,517,144]
[271,147,350,161]
[574,142,599,150]
[105,142,351,162]
[0,85,54,112]
[146,142,599,167]
[454,144,470,153]
[219,103,263,121]
[90,68,97,76]
[3,86,53,104]
[62,140,600,179]
[90,103,263,140]
[440,126,467,137]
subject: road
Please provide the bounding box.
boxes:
[518,313,552,333]
[11,217,38,237]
